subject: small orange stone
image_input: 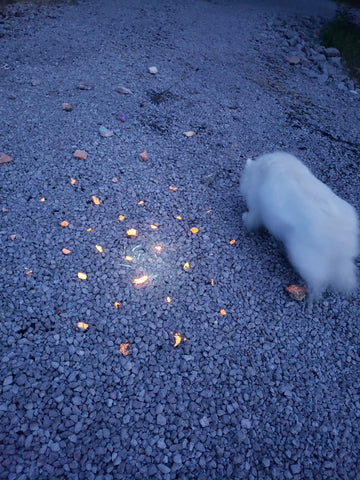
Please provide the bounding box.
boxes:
[73,149,88,160]
[60,221,69,228]
[62,248,71,255]
[0,153,12,164]
[139,150,148,161]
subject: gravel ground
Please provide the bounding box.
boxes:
[1,0,360,479]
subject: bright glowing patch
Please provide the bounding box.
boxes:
[190,227,199,234]
[137,200,144,205]
[166,296,172,303]
[124,255,133,261]
[220,309,227,316]
[150,224,158,230]
[169,186,178,191]
[133,275,149,285]
[60,220,69,228]
[183,262,190,271]
[40,198,46,202]
[127,228,138,237]
[70,178,76,185]
[206,209,212,214]
[210,278,215,286]
[92,195,101,205]
[114,302,120,309]
[229,239,236,245]
[118,215,125,221]
[95,245,103,253]
[170,331,187,347]
[87,228,92,232]
[176,216,182,220]
[77,272,87,280]
[62,248,71,255]
[154,245,162,253]
[119,341,131,355]
[77,322,89,330]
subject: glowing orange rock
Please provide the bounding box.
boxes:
[126,228,137,237]
[118,215,125,221]
[92,196,101,205]
[170,331,187,347]
[120,341,131,355]
[95,245,103,253]
[62,248,71,255]
[190,227,199,234]
[229,239,236,245]
[60,221,69,228]
[77,321,89,330]
[183,262,190,271]
[133,275,149,285]
[70,178,76,185]
[169,186,178,191]
[114,302,120,309]
[220,309,227,316]
[77,272,87,280]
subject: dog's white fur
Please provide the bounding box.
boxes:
[240,152,359,298]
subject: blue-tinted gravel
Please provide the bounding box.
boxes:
[1,0,359,479]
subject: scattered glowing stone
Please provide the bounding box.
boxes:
[87,228,92,232]
[206,209,212,214]
[183,262,190,271]
[190,227,199,234]
[112,177,118,183]
[77,321,89,330]
[120,341,131,355]
[40,197,46,202]
[25,270,33,275]
[10,234,16,241]
[73,149,88,160]
[124,255,133,261]
[169,186,178,191]
[176,216,182,220]
[77,272,87,280]
[166,296,172,303]
[92,195,101,205]
[210,278,215,286]
[170,331,187,347]
[183,131,196,137]
[150,224,158,230]
[133,275,149,285]
[118,215,125,221]
[95,245,103,253]
[220,309,227,316]
[62,248,71,255]
[137,200,145,205]
[114,302,120,309]
[139,150,148,161]
[60,220,69,228]
[70,178,76,185]
[229,239,236,245]
[154,245,162,253]
[126,228,138,237]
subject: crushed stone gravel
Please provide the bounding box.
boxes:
[1,0,359,479]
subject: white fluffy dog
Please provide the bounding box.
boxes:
[240,152,359,298]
